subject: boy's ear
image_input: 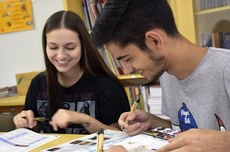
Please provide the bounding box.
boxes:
[145,30,164,50]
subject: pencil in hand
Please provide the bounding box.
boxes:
[96,128,104,152]
[33,117,48,122]
[130,98,140,112]
[130,87,141,112]
[22,116,48,122]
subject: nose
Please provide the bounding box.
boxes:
[56,49,67,59]
[120,62,134,75]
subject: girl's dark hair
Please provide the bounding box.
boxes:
[92,0,180,50]
[42,10,119,116]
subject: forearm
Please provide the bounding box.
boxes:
[221,131,230,151]
[77,114,120,133]
[149,113,171,129]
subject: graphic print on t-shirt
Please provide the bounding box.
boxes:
[37,99,95,134]
[178,103,198,131]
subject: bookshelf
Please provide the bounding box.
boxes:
[63,0,84,20]
[119,74,150,86]
[193,0,230,46]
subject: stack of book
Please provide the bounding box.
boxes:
[0,86,9,98]
[198,0,230,11]
[201,32,230,49]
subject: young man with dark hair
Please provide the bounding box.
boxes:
[91,0,230,151]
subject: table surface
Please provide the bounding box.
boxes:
[0,95,25,106]
[30,134,85,152]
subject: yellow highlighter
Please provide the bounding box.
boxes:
[96,128,104,152]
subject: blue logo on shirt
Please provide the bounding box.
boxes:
[178,103,198,131]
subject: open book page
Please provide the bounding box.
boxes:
[41,127,180,152]
[41,130,127,152]
[0,128,59,152]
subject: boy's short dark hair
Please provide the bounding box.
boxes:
[91,0,179,50]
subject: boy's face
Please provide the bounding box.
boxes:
[106,42,166,81]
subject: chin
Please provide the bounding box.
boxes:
[56,68,69,73]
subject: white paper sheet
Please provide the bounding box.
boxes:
[0,128,58,152]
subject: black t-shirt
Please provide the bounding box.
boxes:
[24,72,130,134]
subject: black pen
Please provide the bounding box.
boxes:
[96,128,104,152]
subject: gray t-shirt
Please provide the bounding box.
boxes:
[160,47,230,131]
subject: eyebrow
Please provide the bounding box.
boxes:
[116,54,129,61]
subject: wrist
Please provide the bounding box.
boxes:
[79,114,91,129]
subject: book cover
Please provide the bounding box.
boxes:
[212,32,220,48]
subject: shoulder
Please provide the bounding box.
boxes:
[97,74,122,87]
[223,56,230,81]
[209,47,230,60]
[31,71,47,84]
[87,72,124,90]
[85,72,119,84]
[223,57,230,97]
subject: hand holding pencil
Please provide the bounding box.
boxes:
[13,110,45,129]
[121,88,141,130]
[119,88,153,135]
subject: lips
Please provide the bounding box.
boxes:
[57,60,69,64]
[56,59,71,67]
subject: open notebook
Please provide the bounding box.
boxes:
[0,128,58,152]
[41,127,180,152]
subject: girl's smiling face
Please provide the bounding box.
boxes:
[46,28,82,75]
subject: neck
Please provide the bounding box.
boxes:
[58,67,84,88]
[165,37,208,80]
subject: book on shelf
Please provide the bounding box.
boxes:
[124,86,145,110]
[201,32,230,49]
[201,32,213,47]
[41,127,180,152]
[198,0,230,11]
[219,32,230,49]
[82,0,104,30]
[82,0,92,30]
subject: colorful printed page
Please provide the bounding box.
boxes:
[41,128,179,152]
[0,128,58,152]
[41,130,127,152]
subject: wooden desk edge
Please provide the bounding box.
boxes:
[0,95,25,106]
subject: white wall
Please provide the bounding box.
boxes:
[0,0,64,87]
